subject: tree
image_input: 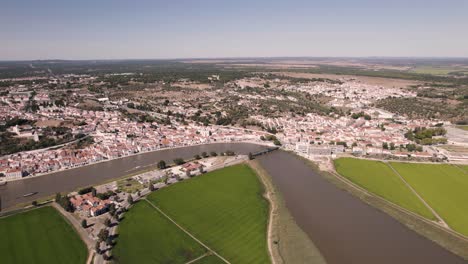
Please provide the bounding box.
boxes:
[149,183,155,192]
[81,219,87,228]
[104,218,111,227]
[173,158,185,165]
[127,195,134,205]
[194,154,201,160]
[98,229,109,242]
[107,203,116,217]
[32,200,38,206]
[157,160,167,169]
[91,188,97,197]
[248,152,254,160]
[55,193,62,202]
[199,166,205,174]
[382,142,389,150]
[273,139,281,146]
[95,241,101,254]
[201,152,208,158]
[186,170,191,178]
[390,142,396,150]
[106,237,113,246]
[210,151,217,157]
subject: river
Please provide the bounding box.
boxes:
[0,143,265,209]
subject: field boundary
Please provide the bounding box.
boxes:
[143,198,230,264]
[185,253,209,264]
[385,162,449,228]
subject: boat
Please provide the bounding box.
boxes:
[0,181,7,186]
[23,192,38,197]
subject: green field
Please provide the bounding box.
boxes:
[456,126,468,131]
[147,164,270,264]
[334,158,435,220]
[113,201,206,264]
[390,162,468,236]
[0,206,87,264]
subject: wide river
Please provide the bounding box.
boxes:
[0,143,465,263]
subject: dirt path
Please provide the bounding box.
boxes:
[385,162,450,228]
[185,253,209,264]
[143,199,230,264]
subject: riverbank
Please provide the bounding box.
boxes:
[300,154,468,260]
[4,140,272,184]
[0,143,269,210]
[248,159,327,264]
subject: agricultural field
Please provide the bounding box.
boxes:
[390,162,468,237]
[409,66,468,76]
[456,125,468,131]
[147,164,270,264]
[334,158,435,220]
[113,201,207,264]
[0,206,87,264]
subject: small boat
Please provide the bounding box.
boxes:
[23,192,38,197]
[0,181,7,186]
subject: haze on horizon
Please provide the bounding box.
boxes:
[2,0,468,60]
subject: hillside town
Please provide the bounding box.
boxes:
[0,70,467,182]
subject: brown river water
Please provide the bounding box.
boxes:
[0,143,465,263]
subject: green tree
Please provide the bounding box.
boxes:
[81,219,87,228]
[127,195,134,205]
[157,160,166,169]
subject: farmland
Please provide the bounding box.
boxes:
[113,201,207,264]
[334,158,435,220]
[115,164,270,264]
[334,157,468,237]
[0,206,87,264]
[390,162,468,236]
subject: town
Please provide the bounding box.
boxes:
[0,63,467,182]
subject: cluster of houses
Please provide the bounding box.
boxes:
[70,192,113,217]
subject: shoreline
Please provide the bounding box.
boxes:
[4,140,273,183]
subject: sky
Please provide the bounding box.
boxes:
[1,0,468,60]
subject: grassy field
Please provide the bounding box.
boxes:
[147,164,270,264]
[334,158,435,220]
[113,201,207,264]
[456,125,468,131]
[0,206,87,264]
[390,162,468,237]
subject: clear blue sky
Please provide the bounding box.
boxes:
[2,0,467,60]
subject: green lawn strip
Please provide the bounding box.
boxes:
[390,162,468,236]
[147,164,270,264]
[193,254,226,264]
[457,165,468,174]
[334,158,435,220]
[113,201,206,264]
[0,206,87,264]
